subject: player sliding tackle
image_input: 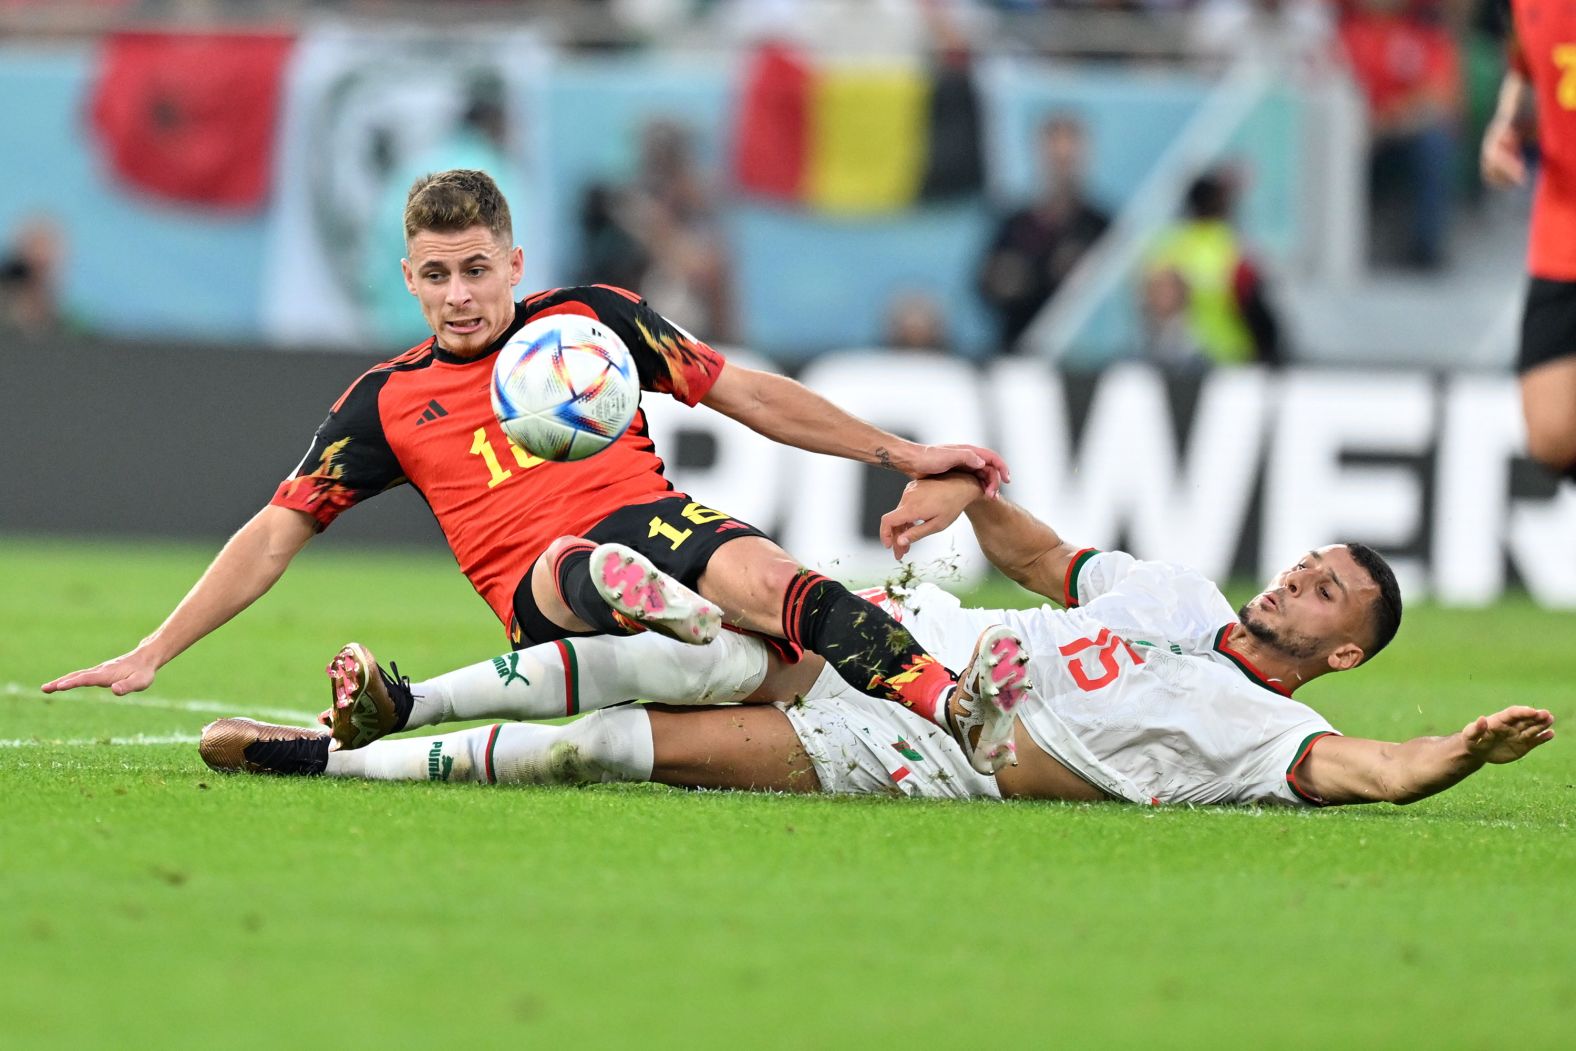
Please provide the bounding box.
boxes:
[41,168,1028,774]
[202,474,1555,807]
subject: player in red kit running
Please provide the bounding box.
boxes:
[42,169,1025,772]
[1482,0,1576,482]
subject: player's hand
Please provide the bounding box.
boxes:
[879,474,984,560]
[1480,119,1526,188]
[41,649,159,696]
[1461,706,1554,764]
[900,443,1010,498]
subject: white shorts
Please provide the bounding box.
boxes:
[776,664,1000,801]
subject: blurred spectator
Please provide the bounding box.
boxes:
[977,113,1110,352]
[364,71,540,347]
[1144,172,1282,366]
[882,289,951,353]
[1337,0,1462,271]
[1138,267,1205,368]
[578,118,736,341]
[0,217,67,338]
[714,0,994,56]
[1190,0,1335,66]
[578,184,648,292]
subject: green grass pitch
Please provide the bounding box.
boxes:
[2,535,1573,1049]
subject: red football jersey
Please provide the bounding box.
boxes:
[1511,0,1576,278]
[271,285,727,627]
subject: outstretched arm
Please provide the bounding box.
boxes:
[1298,707,1555,806]
[700,364,1009,496]
[41,505,317,696]
[879,473,1080,602]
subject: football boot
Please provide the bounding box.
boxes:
[589,543,722,645]
[947,625,1033,775]
[199,718,330,776]
[323,642,413,749]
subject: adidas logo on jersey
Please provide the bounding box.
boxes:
[415,399,449,425]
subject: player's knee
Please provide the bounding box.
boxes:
[532,535,590,595]
[749,558,802,602]
[1524,422,1576,473]
[699,540,801,627]
[539,535,590,569]
[558,708,652,782]
[739,560,807,628]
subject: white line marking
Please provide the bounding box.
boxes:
[0,732,203,749]
[3,682,318,724]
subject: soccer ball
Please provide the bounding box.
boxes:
[491,314,639,462]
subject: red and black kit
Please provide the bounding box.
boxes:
[518,495,770,648]
[270,285,742,631]
[274,283,959,714]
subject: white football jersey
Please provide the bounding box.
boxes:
[879,550,1338,807]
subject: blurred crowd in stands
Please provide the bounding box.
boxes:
[0,218,67,339]
[0,0,1527,368]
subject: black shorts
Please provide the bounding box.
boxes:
[1519,277,1576,373]
[508,495,770,648]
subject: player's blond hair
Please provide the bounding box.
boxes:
[402,169,512,246]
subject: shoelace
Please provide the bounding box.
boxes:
[381,660,412,694]
[380,660,415,732]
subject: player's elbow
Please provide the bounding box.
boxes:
[703,366,771,423]
[248,506,317,564]
[988,547,1046,593]
[1016,544,1076,605]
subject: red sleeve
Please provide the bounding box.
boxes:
[270,367,405,530]
[529,285,726,406]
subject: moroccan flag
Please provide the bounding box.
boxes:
[732,43,984,214]
[88,31,295,210]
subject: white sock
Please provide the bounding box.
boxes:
[491,707,654,785]
[324,723,525,782]
[323,708,654,786]
[406,630,767,728]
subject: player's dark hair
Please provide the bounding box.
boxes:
[403,168,512,246]
[1343,542,1402,662]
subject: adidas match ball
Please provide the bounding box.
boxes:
[491,314,639,462]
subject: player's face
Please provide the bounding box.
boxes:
[1238,545,1377,668]
[402,226,524,358]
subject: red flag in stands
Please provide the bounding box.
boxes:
[88,32,294,210]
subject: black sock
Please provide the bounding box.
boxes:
[781,572,955,719]
[554,544,636,635]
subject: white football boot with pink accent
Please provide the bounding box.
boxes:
[948,624,1034,775]
[589,543,722,645]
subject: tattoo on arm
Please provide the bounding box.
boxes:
[875,447,894,471]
